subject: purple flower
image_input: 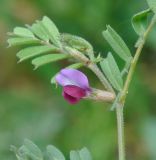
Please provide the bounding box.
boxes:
[55,68,91,104]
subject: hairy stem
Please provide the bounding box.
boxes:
[87,88,115,102]
[115,16,156,160]
[64,46,115,93]
[116,104,125,160]
[120,16,156,105]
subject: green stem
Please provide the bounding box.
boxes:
[116,104,125,160]
[116,16,156,160]
[64,46,115,94]
[120,16,156,105]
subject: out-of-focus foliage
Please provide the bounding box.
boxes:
[0,0,156,160]
[11,139,92,160]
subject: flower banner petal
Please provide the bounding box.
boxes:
[55,69,89,89]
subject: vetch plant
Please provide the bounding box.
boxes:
[7,0,156,159]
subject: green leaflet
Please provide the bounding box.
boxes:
[18,139,43,160]
[32,53,69,69]
[132,9,151,36]
[70,151,81,160]
[46,145,65,160]
[147,0,156,13]
[51,63,83,84]
[61,33,93,54]
[17,146,29,160]
[102,25,132,62]
[41,16,61,47]
[100,52,123,91]
[7,37,40,46]
[65,63,84,69]
[10,146,22,160]
[70,148,92,160]
[17,45,59,62]
[30,22,49,41]
[78,148,92,160]
[13,27,35,38]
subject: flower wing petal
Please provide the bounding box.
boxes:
[63,91,80,104]
[63,85,86,98]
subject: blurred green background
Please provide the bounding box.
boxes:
[0,0,156,160]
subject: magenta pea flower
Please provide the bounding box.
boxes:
[55,68,91,104]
